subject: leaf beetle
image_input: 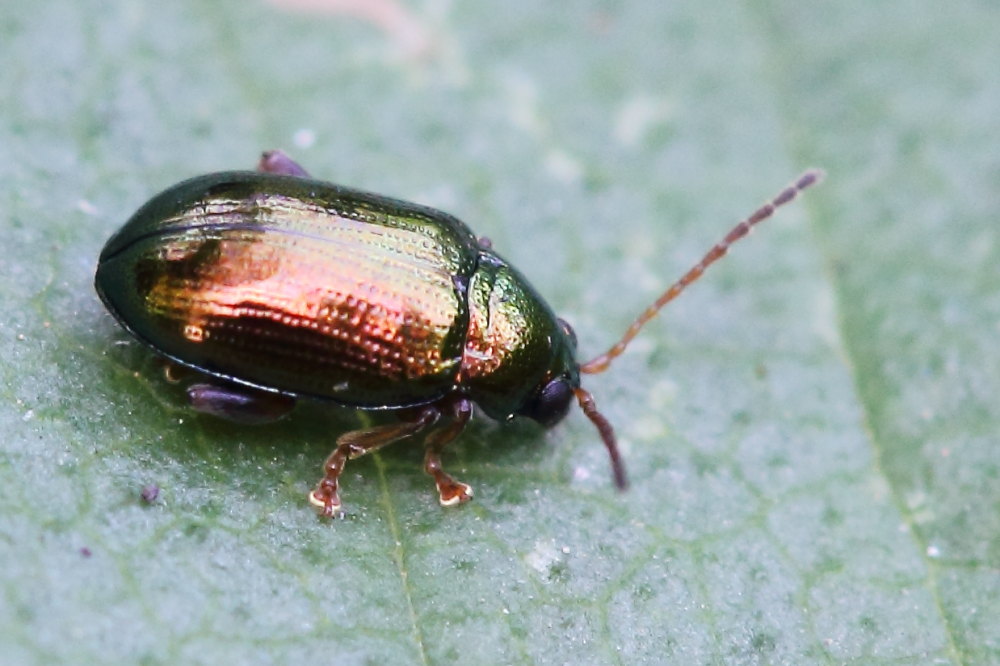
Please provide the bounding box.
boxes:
[95,150,821,517]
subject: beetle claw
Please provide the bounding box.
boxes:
[436,480,474,506]
[309,487,343,518]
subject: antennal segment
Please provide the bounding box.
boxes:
[580,169,824,375]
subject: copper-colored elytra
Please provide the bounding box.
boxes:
[580,169,824,376]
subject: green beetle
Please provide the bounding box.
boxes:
[95,151,820,516]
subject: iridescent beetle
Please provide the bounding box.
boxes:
[95,151,821,516]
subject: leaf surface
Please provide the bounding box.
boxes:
[1,1,997,664]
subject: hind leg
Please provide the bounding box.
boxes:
[186,382,296,425]
[161,361,296,425]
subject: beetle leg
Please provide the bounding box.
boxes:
[257,150,310,177]
[186,382,296,425]
[310,406,440,517]
[423,398,474,506]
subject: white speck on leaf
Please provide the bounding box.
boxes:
[613,94,672,147]
[76,199,99,216]
[525,541,562,576]
[545,149,583,185]
[293,128,316,148]
[502,72,543,136]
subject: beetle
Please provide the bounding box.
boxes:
[95,150,821,516]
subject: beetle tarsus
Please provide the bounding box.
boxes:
[424,445,475,506]
[424,434,475,506]
[436,478,474,506]
[309,482,343,519]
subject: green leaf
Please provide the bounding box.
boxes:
[1,0,997,664]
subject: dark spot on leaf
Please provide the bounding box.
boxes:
[140,483,160,503]
[821,505,843,527]
[750,629,777,653]
[690,450,718,476]
[767,453,789,469]
[181,521,210,542]
[298,539,329,566]
[548,561,569,583]
[816,555,844,575]
[634,582,655,601]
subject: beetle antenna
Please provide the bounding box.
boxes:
[580,169,824,375]
[574,387,628,490]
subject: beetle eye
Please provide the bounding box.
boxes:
[520,377,574,427]
[557,318,577,348]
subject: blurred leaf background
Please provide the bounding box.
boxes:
[1,1,997,664]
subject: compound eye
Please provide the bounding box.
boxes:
[557,318,577,348]
[521,377,574,428]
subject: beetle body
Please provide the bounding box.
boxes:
[96,171,577,422]
[96,151,820,516]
